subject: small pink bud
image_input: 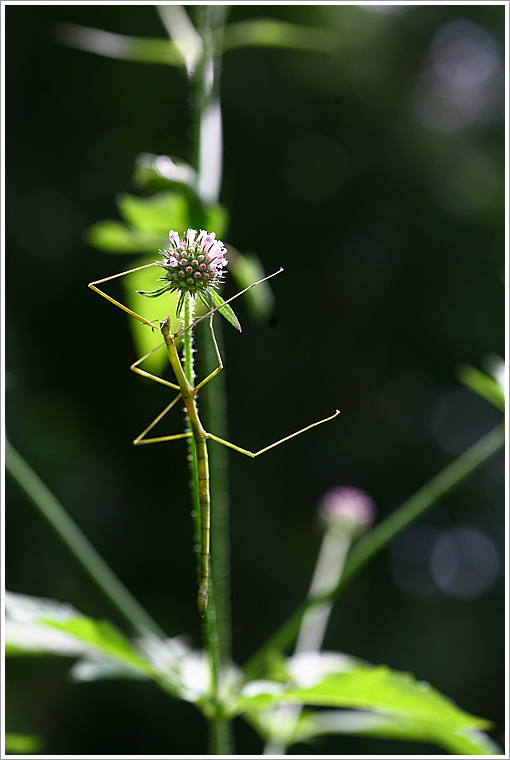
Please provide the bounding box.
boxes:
[318,487,376,535]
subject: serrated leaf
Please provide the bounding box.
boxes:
[234,665,490,730]
[5,592,152,677]
[86,219,165,253]
[230,651,492,757]
[44,617,153,675]
[209,289,242,332]
[4,592,211,704]
[297,708,501,755]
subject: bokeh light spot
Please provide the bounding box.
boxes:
[431,146,500,215]
[411,19,503,132]
[430,526,500,599]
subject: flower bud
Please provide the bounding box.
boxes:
[318,486,376,537]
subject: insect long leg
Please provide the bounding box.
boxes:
[88,263,159,327]
[130,340,181,391]
[207,409,341,458]
[194,314,224,392]
[133,392,189,446]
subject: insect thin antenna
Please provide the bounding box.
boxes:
[173,267,284,339]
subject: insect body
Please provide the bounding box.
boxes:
[89,236,339,616]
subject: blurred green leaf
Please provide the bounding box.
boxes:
[297,709,501,755]
[230,652,492,754]
[235,666,489,729]
[203,203,229,238]
[221,19,338,55]
[228,249,276,320]
[86,220,165,254]
[117,191,191,234]
[115,190,229,240]
[56,18,339,65]
[133,153,199,195]
[123,259,180,374]
[5,733,43,754]
[458,364,505,412]
[45,617,153,675]
[5,591,152,677]
[4,592,212,704]
[55,22,185,65]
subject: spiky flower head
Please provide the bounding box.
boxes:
[138,229,228,315]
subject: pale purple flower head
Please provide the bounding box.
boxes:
[318,486,376,535]
[140,229,228,303]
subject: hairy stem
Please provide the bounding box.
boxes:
[188,5,232,754]
[244,421,505,678]
[5,439,165,639]
[191,3,232,671]
[182,293,228,753]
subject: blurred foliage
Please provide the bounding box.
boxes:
[5,592,499,755]
[458,361,505,412]
[5,3,505,755]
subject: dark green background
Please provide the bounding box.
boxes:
[5,4,505,755]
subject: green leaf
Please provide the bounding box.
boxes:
[116,190,229,240]
[5,592,152,677]
[234,666,489,729]
[5,733,43,754]
[4,592,213,704]
[117,191,191,234]
[230,652,494,755]
[44,617,153,675]
[297,709,501,755]
[86,219,165,253]
[203,203,230,239]
[123,258,181,374]
[133,152,199,195]
[70,657,148,683]
[210,289,242,332]
[458,363,505,412]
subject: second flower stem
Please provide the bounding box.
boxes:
[244,421,505,678]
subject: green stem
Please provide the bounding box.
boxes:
[182,294,228,754]
[191,4,232,670]
[200,318,231,665]
[182,294,201,586]
[244,421,505,678]
[5,439,165,639]
[187,6,233,754]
